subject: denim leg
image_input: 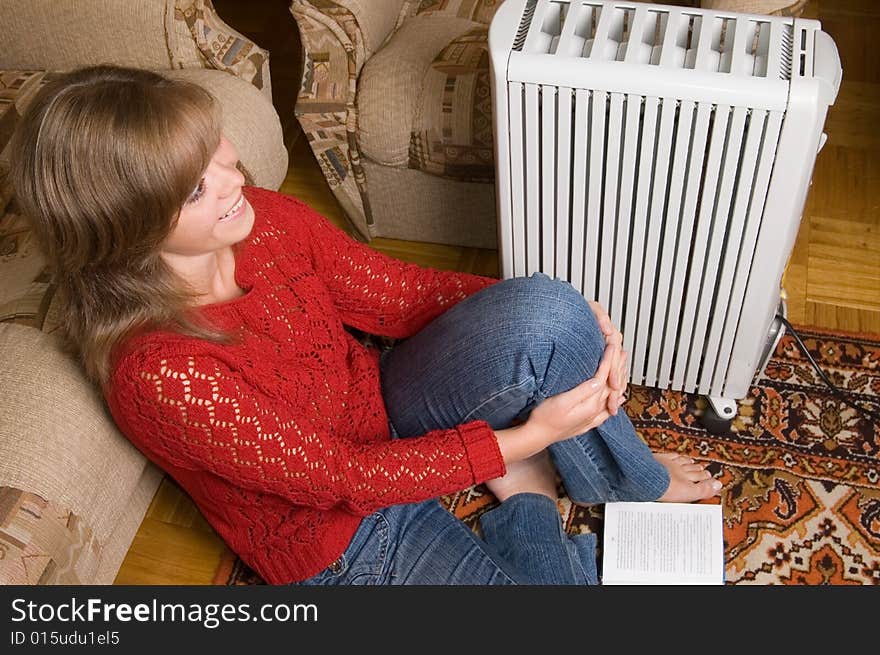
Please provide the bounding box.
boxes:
[479,493,598,585]
[299,498,592,585]
[379,272,669,506]
[381,501,522,584]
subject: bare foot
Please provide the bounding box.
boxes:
[485,450,558,502]
[654,453,722,502]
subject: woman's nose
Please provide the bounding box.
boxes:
[212,158,244,197]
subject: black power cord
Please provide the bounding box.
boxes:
[775,314,880,426]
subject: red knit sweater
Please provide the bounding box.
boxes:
[104,187,505,584]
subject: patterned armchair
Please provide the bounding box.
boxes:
[292,0,499,247]
[292,0,807,249]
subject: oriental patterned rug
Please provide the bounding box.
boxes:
[213,325,880,585]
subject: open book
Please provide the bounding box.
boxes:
[601,502,724,585]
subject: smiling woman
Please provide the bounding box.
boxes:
[10,64,719,588]
[9,65,234,384]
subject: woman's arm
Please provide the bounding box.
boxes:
[272,191,499,339]
[107,348,506,517]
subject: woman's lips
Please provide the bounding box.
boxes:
[218,194,245,222]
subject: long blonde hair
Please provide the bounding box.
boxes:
[10,65,231,385]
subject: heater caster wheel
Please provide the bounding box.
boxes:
[701,396,737,435]
[700,406,734,435]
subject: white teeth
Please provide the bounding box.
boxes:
[219,195,244,221]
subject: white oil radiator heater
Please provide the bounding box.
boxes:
[488,0,841,430]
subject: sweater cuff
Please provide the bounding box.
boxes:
[458,420,506,482]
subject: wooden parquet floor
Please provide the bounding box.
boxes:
[113,0,879,584]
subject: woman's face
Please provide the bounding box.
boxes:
[160,135,255,257]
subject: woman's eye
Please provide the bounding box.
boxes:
[186,178,206,205]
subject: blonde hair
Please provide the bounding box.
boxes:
[10,65,230,385]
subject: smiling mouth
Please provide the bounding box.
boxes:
[218,194,245,222]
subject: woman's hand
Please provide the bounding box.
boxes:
[588,300,628,415]
[493,302,629,465]
[521,351,618,445]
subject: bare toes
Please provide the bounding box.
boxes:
[696,478,723,499]
[655,451,724,501]
[685,469,713,482]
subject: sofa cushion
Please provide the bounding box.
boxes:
[358,0,503,182]
[358,13,477,167]
[335,0,410,60]
[409,25,494,183]
[0,486,102,584]
[1,1,179,73]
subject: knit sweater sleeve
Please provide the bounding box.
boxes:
[273,193,499,339]
[107,346,506,516]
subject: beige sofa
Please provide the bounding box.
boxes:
[0,0,288,584]
[292,0,807,249]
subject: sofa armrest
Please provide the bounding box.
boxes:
[176,1,273,100]
[0,0,271,99]
[290,1,407,241]
[292,0,408,90]
[0,323,163,584]
[292,0,406,109]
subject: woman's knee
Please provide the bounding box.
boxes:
[498,273,603,347]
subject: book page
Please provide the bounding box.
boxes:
[601,502,724,585]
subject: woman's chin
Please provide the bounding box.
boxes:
[222,200,255,244]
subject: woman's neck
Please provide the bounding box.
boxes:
[162,246,245,306]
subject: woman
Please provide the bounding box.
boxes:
[11,65,721,585]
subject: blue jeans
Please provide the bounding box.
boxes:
[300,273,670,585]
